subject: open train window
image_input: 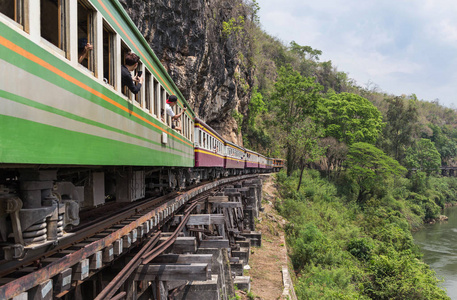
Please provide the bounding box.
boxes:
[145,70,151,113]
[102,21,115,87]
[121,42,131,97]
[41,0,67,53]
[135,62,143,105]
[162,87,170,127]
[153,79,160,120]
[0,0,24,27]
[77,0,95,71]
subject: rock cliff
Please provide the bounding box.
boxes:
[120,0,255,144]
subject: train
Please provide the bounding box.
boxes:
[0,0,283,258]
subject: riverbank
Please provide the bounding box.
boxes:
[274,169,450,299]
[413,205,457,299]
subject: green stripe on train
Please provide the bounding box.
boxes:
[0,89,189,155]
[0,115,193,167]
[0,23,192,149]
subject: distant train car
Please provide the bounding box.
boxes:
[245,149,259,170]
[273,159,285,171]
[258,154,268,170]
[266,157,274,170]
[193,117,225,179]
[225,141,245,175]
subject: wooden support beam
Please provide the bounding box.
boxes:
[212,202,242,208]
[90,251,103,270]
[103,245,114,263]
[152,254,213,264]
[114,239,123,256]
[173,214,225,226]
[159,236,197,254]
[53,268,72,295]
[134,264,209,281]
[207,196,229,202]
[28,279,53,300]
[200,239,229,249]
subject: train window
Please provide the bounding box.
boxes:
[145,69,151,112]
[77,0,95,71]
[41,0,67,53]
[121,43,131,97]
[153,78,159,119]
[1,0,24,27]
[135,62,143,105]
[188,117,191,140]
[184,115,188,139]
[162,87,170,127]
[102,22,115,87]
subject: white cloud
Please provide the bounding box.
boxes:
[257,0,457,107]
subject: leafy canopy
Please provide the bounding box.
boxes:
[405,138,441,175]
[345,142,406,203]
[321,92,383,145]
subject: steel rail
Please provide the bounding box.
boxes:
[141,201,198,264]
[94,232,162,300]
[97,201,199,300]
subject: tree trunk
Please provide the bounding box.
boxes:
[297,160,305,191]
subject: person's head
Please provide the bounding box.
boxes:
[78,38,88,53]
[125,52,140,67]
[166,95,178,106]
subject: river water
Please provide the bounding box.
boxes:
[413,206,457,299]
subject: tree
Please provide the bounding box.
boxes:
[405,138,441,175]
[380,96,419,163]
[319,137,348,180]
[285,119,325,191]
[321,92,383,145]
[428,124,457,166]
[271,64,323,175]
[344,143,406,203]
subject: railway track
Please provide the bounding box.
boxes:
[0,174,260,300]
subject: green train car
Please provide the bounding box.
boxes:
[0,0,195,251]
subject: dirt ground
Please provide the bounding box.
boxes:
[236,175,293,300]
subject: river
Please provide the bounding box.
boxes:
[413,206,457,299]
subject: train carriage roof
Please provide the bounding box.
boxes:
[194,117,225,143]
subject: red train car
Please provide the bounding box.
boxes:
[258,154,268,169]
[245,149,259,169]
[194,118,225,168]
[225,141,245,170]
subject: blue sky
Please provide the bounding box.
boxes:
[257,0,457,108]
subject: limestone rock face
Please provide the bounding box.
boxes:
[119,0,254,144]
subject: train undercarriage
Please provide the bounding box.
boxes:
[0,165,268,261]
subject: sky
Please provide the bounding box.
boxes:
[256,0,457,108]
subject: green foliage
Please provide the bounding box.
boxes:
[275,169,450,299]
[296,265,370,300]
[231,110,244,133]
[271,64,322,132]
[364,250,448,300]
[405,138,441,175]
[222,16,245,38]
[321,92,383,145]
[246,87,265,128]
[380,96,419,163]
[428,123,457,165]
[271,65,323,174]
[347,238,373,261]
[344,143,406,203]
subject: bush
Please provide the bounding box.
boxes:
[347,238,373,261]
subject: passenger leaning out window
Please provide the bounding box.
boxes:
[121,52,143,94]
